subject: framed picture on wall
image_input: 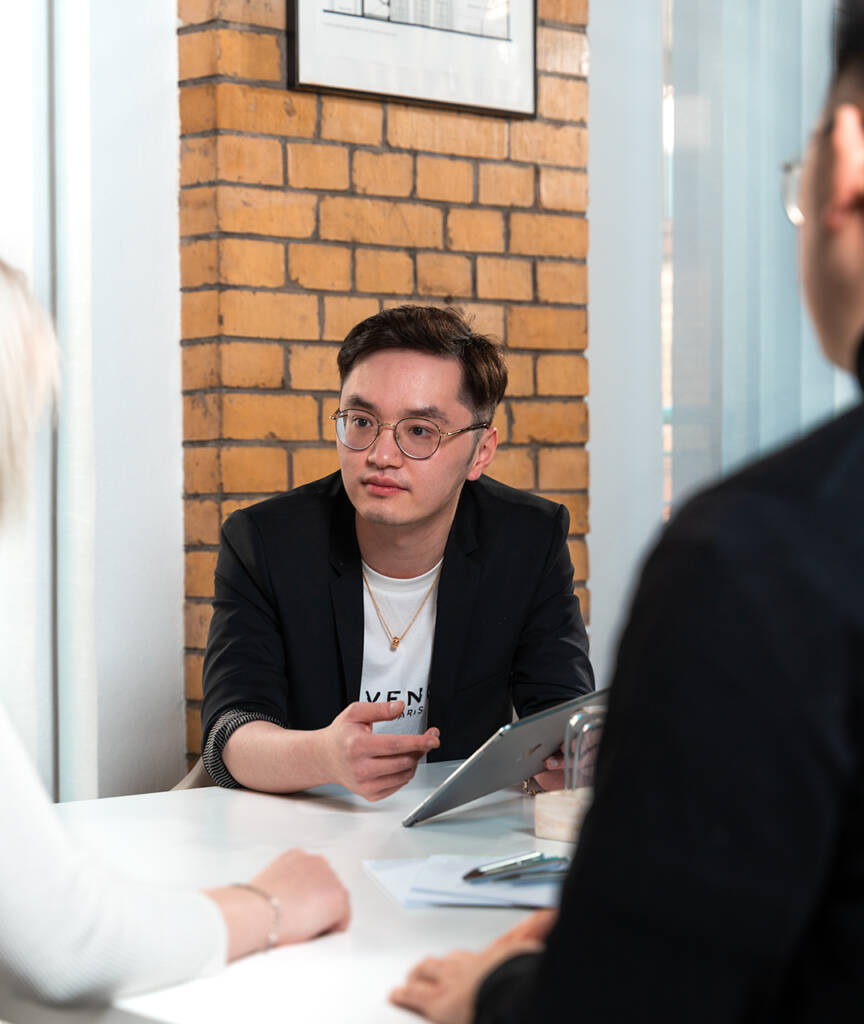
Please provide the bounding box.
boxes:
[287,2,536,117]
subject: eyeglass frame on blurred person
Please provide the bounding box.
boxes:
[781,111,847,226]
[781,159,805,226]
[330,408,489,460]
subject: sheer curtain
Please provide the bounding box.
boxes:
[662,0,856,515]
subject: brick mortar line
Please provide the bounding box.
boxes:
[177,181,312,191]
[180,174,589,191]
[313,92,323,138]
[179,284,588,308]
[179,277,589,291]
[179,121,590,139]
[537,20,588,30]
[181,237,588,254]
[178,173,587,189]
[181,135,590,159]
[178,21,286,36]
[180,225,588,244]
[538,69,589,80]
[281,341,292,393]
[179,75,285,90]
[182,76,289,92]
[181,264,591,282]
[180,263,587,282]
[178,182,590,214]
[178,201,585,216]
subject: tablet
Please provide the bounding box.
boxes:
[402,688,609,827]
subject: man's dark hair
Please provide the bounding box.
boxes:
[835,1,864,82]
[337,305,508,420]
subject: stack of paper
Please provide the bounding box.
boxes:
[364,853,563,909]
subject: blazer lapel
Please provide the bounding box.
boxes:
[329,489,364,706]
[428,489,482,729]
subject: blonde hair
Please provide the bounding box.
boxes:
[0,259,59,522]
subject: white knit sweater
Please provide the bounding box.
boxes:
[0,705,226,1005]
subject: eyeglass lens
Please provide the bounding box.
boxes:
[335,411,440,458]
[782,161,804,227]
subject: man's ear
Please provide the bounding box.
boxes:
[825,102,864,231]
[466,426,498,481]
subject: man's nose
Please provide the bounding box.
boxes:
[366,422,403,464]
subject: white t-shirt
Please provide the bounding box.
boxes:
[359,558,442,737]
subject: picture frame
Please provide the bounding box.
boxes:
[287,2,537,118]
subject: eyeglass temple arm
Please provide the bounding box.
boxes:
[439,423,490,438]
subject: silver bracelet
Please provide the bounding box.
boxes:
[233,883,281,950]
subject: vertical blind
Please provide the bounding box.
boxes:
[662,0,856,516]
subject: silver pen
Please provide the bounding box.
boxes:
[463,852,570,882]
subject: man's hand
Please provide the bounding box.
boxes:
[321,700,440,801]
[534,746,565,792]
[534,720,604,792]
[390,924,546,1024]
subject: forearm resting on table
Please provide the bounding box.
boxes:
[222,720,332,793]
[205,884,277,962]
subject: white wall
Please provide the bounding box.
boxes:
[90,0,185,796]
[2,1,186,799]
[587,1,666,689]
[74,0,186,797]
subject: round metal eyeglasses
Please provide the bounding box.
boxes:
[331,409,489,460]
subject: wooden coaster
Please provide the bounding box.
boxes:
[534,787,594,842]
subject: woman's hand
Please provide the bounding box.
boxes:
[207,849,350,961]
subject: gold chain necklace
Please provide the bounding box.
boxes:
[361,564,443,651]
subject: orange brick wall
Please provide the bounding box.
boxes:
[178,0,590,760]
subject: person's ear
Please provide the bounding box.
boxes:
[466,426,498,481]
[824,103,864,231]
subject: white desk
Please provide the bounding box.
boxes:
[44,764,567,1024]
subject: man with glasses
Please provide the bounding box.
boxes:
[201,305,593,798]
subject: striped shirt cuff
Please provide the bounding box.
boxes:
[202,709,285,789]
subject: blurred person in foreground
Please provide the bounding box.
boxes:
[391,3,864,1021]
[0,258,349,1005]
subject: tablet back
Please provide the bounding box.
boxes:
[402,689,608,827]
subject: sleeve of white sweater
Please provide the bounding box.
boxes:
[0,706,227,1005]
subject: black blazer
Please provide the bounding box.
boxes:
[476,392,864,1022]
[202,472,593,761]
